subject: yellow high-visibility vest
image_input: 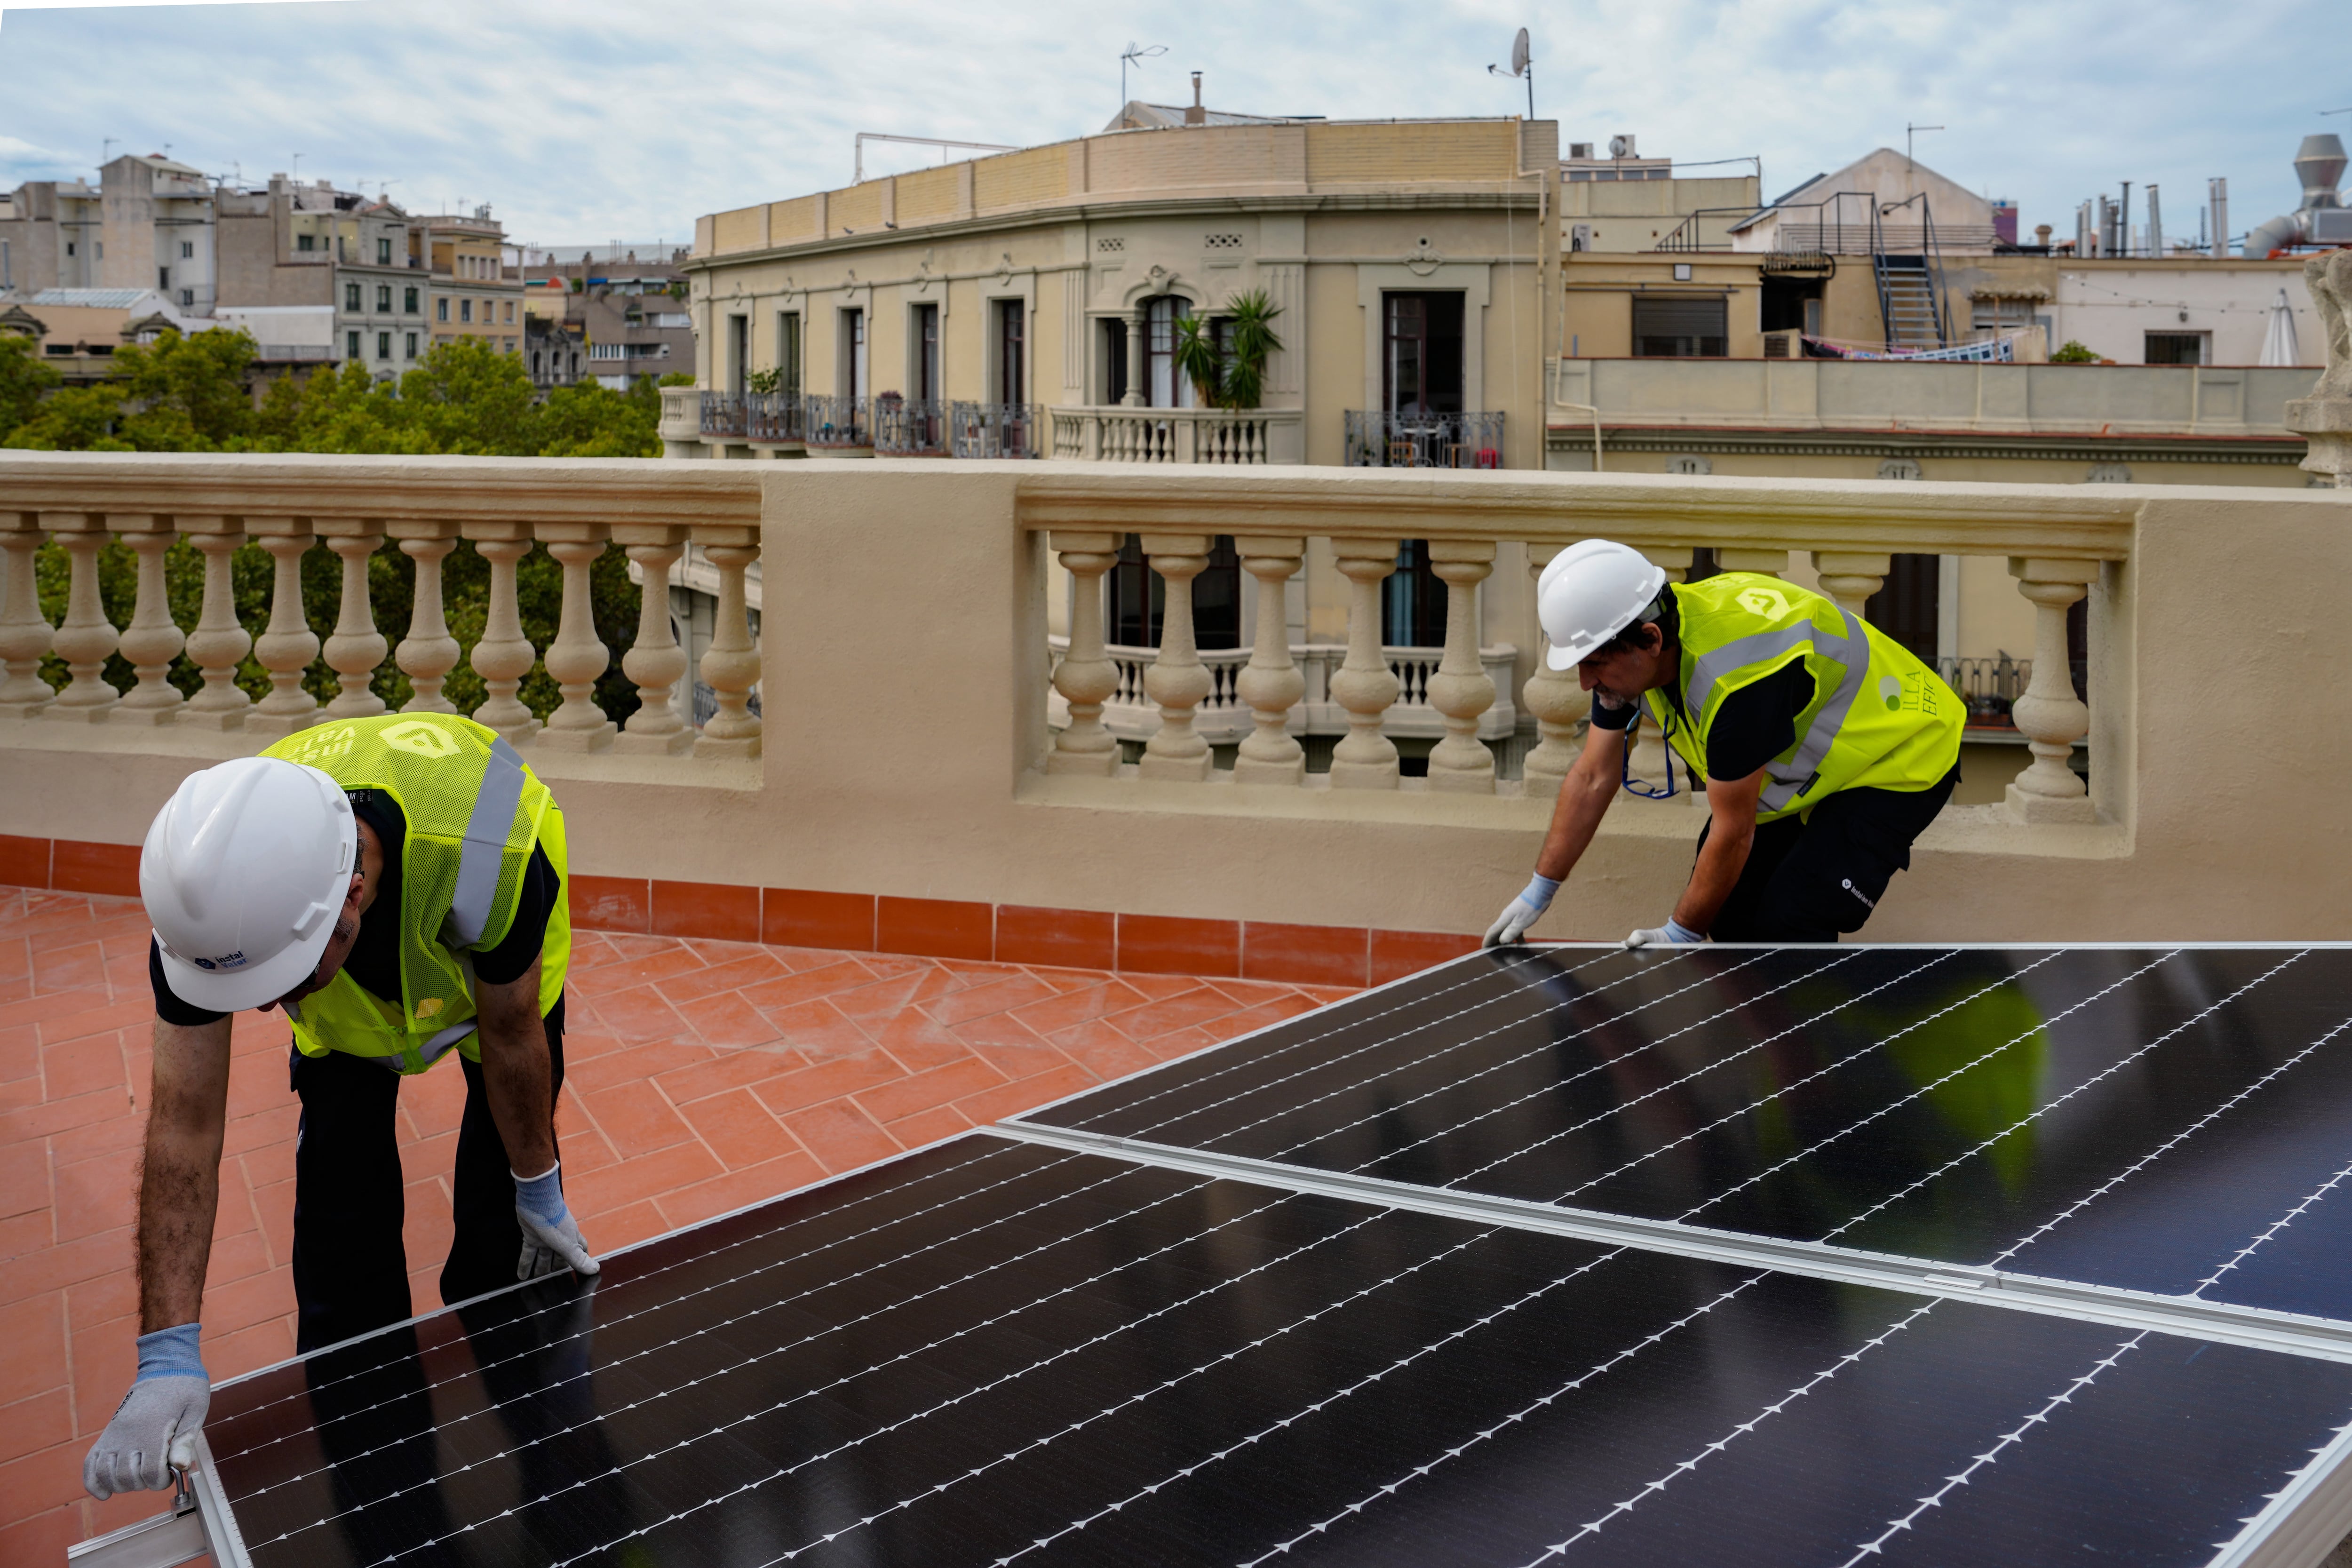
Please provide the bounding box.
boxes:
[1643,573,1963,823]
[261,713,570,1074]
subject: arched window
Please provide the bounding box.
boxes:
[1144,295,1194,408]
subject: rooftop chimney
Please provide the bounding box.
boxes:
[1186,72,1205,126]
[2296,134,2346,211]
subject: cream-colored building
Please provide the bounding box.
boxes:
[418,207,525,356]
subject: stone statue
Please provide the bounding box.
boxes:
[2287,250,2352,486]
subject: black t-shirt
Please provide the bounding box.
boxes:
[150,792,558,1027]
[1589,659,1817,785]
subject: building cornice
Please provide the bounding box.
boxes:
[1546,423,2305,465]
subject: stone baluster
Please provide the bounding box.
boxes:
[43,512,118,722]
[1810,551,1890,621]
[536,524,617,751]
[1232,535,1306,786]
[1625,546,1693,796]
[693,525,762,760]
[2004,557,2100,824]
[318,521,389,718]
[112,515,185,723]
[1426,540,1498,793]
[388,521,460,714]
[1329,537,1402,789]
[1715,547,1787,578]
[179,516,251,729]
[1519,543,1589,799]
[0,514,53,718]
[1137,534,1212,781]
[612,525,694,754]
[1047,532,1120,775]
[462,523,540,742]
[245,520,319,737]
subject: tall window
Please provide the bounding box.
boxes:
[376,236,391,265]
[297,233,315,253]
[344,282,362,312]
[180,240,193,259]
[842,308,866,399]
[1383,293,1465,415]
[375,284,391,313]
[776,311,802,398]
[461,299,473,324]
[404,285,418,313]
[405,332,417,358]
[159,267,171,292]
[1102,317,1129,404]
[727,314,749,396]
[376,331,391,361]
[1631,297,1727,358]
[1144,295,1193,408]
[345,329,361,359]
[436,297,449,322]
[914,303,940,402]
[995,298,1024,405]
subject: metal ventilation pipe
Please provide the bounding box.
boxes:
[2242,133,2346,255]
[2076,199,2094,255]
[2146,185,2163,255]
[2209,177,2229,258]
[2097,194,2117,256]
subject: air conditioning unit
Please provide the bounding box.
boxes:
[2311,208,2352,243]
[1608,134,1637,160]
[1570,223,1593,252]
[1568,143,1594,160]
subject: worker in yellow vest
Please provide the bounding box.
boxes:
[1486,540,1963,949]
[84,713,596,1500]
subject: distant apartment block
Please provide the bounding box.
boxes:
[417,207,524,357]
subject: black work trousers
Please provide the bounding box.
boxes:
[288,995,568,1354]
[1700,766,1959,943]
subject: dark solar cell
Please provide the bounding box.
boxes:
[201,1136,2352,1568]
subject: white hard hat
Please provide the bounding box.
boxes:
[1537,540,1669,669]
[141,757,356,1013]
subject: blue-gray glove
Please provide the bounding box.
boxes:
[1625,918,1706,948]
[515,1162,599,1281]
[85,1323,208,1499]
[1483,873,1561,947]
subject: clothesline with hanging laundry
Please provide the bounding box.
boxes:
[1799,333,2022,362]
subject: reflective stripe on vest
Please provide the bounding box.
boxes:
[448,737,528,946]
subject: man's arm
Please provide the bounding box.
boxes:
[1671,767,1767,937]
[1535,719,1627,880]
[139,1016,232,1333]
[473,955,554,1180]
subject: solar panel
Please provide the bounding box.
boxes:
[133,945,2352,1568]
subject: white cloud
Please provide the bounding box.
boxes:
[0,0,2341,248]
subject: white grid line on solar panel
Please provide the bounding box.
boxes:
[220,1141,1104,1470]
[1775,953,2302,1245]
[520,1217,1499,1568]
[1986,1016,2352,1273]
[262,1171,1299,1552]
[1525,950,2071,1203]
[1515,1298,1947,1563]
[1016,1241,1675,1568]
[1836,1331,2151,1566]
[2193,1149,2352,1300]
[1142,947,1776,1156]
[1054,946,1608,1133]
[1305,947,1929,1186]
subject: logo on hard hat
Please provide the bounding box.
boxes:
[195,951,249,971]
[382,721,460,759]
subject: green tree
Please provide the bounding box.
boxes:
[4,384,132,450]
[111,327,259,449]
[2050,339,2099,364]
[394,336,540,454]
[0,330,63,439]
[536,376,661,458]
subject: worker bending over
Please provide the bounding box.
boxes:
[1487,540,1962,949]
[85,713,596,1499]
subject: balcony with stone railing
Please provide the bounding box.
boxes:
[2,453,2349,948]
[1049,405,1303,465]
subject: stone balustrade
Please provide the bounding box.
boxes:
[0,454,765,764]
[1049,406,1305,465]
[4,453,2348,942]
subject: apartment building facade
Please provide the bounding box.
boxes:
[417,208,524,355]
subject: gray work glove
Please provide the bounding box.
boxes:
[515,1162,599,1281]
[1483,873,1562,947]
[1625,918,1706,948]
[85,1324,209,1499]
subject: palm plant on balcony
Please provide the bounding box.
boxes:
[1174,291,1284,409]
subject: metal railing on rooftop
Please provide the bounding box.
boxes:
[950,401,1043,460]
[874,397,947,457]
[1344,411,1506,469]
[804,394,871,450]
[699,393,746,439]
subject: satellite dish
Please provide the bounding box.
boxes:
[1510,27,1531,76]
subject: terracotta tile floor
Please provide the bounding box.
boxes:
[0,889,1354,1560]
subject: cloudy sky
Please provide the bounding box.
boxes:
[0,0,2343,252]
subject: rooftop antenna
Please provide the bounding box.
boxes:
[1120,41,1167,120]
[291,152,303,180]
[1487,27,1533,120]
[101,137,117,170]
